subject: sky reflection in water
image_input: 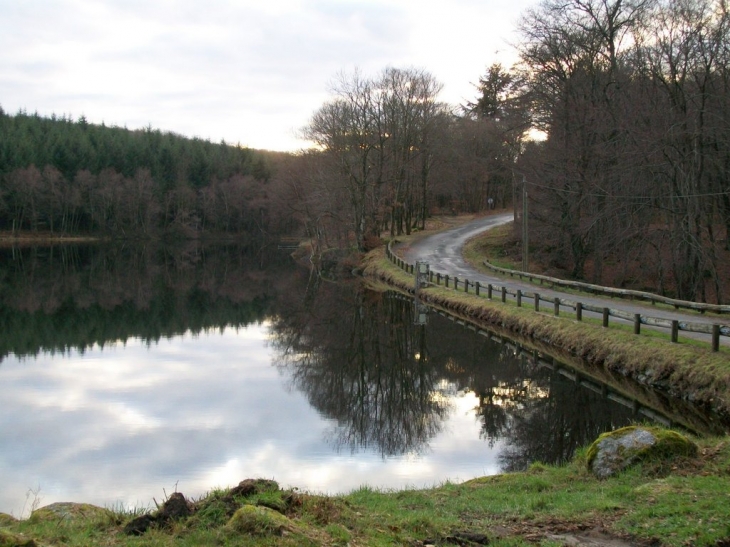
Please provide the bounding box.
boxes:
[2,242,697,518]
[0,323,499,516]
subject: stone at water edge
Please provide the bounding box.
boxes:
[586,425,697,479]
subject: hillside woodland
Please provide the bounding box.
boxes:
[1,0,729,303]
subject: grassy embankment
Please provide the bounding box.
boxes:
[363,219,730,423]
[3,216,730,546]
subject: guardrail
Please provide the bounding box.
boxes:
[385,241,729,352]
[481,260,730,315]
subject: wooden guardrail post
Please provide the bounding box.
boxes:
[634,314,641,335]
[671,320,679,343]
[436,273,441,285]
[534,293,540,312]
[602,308,609,327]
[487,284,493,299]
[554,298,560,316]
[712,325,720,352]
[475,281,480,296]
[576,302,582,321]
[445,275,450,288]
[501,286,507,303]
[516,289,522,307]
[464,279,469,293]
[454,277,459,290]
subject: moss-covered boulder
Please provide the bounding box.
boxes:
[28,502,113,524]
[225,505,295,536]
[586,426,697,478]
[0,529,37,547]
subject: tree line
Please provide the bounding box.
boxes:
[281,0,730,303]
[276,67,527,253]
[3,0,729,303]
[512,0,730,303]
[0,108,272,237]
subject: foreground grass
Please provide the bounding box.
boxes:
[2,437,730,546]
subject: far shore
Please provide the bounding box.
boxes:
[0,231,103,247]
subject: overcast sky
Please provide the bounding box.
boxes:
[1,0,536,152]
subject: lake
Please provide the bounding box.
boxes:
[0,242,722,517]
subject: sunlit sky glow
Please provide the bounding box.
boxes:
[0,0,537,151]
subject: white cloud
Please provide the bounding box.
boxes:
[0,1,536,149]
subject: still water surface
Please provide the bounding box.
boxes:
[1,323,503,516]
[0,242,709,516]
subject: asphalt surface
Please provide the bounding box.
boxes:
[396,213,729,348]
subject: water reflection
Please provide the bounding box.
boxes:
[0,243,724,516]
[271,290,448,457]
[0,242,283,362]
[269,286,650,467]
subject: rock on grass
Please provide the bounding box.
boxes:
[586,426,697,478]
[225,505,295,536]
[27,502,113,524]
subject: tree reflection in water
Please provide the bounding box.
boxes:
[271,285,449,457]
[0,242,712,474]
[270,285,639,469]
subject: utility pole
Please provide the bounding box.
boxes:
[522,176,528,272]
[512,172,518,222]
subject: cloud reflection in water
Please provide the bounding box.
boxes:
[0,324,498,516]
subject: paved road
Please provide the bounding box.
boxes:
[396,213,728,347]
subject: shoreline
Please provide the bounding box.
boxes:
[361,245,730,425]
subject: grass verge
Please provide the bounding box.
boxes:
[2,438,730,546]
[362,247,730,424]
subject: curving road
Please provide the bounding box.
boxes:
[396,213,728,347]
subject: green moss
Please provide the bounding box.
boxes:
[27,502,114,525]
[0,514,18,527]
[586,426,697,473]
[0,529,37,547]
[225,504,294,536]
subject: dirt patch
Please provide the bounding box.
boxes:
[492,517,643,547]
[412,517,643,547]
